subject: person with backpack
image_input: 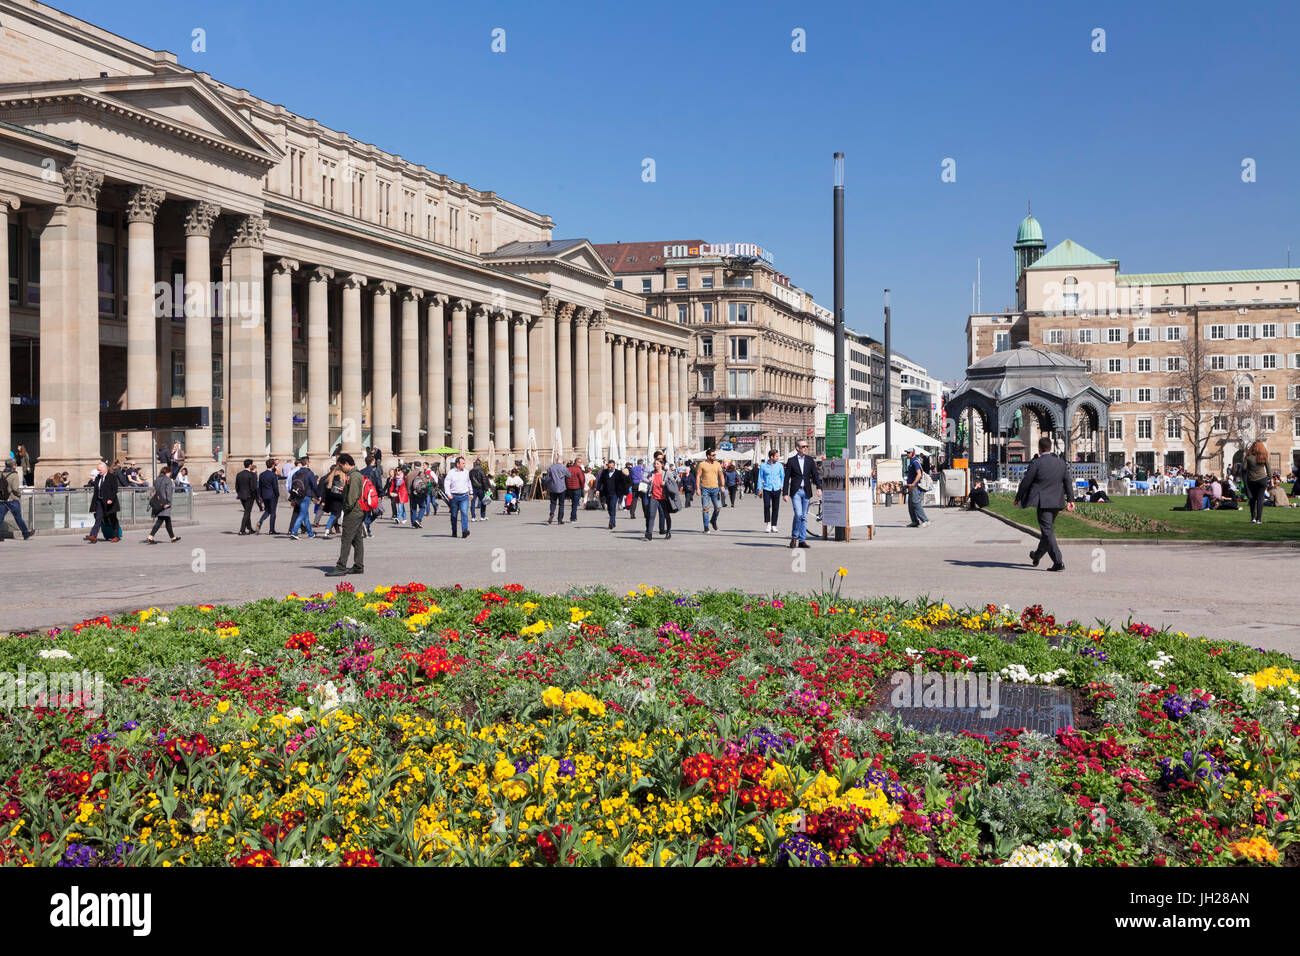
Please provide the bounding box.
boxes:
[0,460,34,540]
[408,464,428,529]
[288,459,320,539]
[469,459,491,522]
[321,464,346,535]
[388,466,410,526]
[327,453,368,577]
[904,447,931,528]
[142,469,181,544]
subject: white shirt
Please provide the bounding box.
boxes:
[444,468,472,495]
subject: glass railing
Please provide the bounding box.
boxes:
[6,487,193,532]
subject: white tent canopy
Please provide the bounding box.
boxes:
[855,421,941,460]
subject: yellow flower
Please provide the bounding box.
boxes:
[836,567,848,577]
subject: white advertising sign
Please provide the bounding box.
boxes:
[821,458,875,529]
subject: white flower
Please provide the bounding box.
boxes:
[106,647,117,653]
[38,648,74,660]
[242,648,257,656]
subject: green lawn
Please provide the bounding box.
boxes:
[985,493,1300,541]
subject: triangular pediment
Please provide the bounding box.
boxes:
[559,242,613,279]
[0,74,282,167]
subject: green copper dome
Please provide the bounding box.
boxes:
[1015,214,1044,246]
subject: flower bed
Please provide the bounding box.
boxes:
[1,581,1297,867]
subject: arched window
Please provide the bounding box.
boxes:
[1063,275,1079,311]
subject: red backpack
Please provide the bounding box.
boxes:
[359,476,380,512]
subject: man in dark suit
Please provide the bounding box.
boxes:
[84,461,121,543]
[782,439,822,549]
[1015,435,1075,571]
[595,458,629,530]
[235,459,258,534]
[255,458,281,534]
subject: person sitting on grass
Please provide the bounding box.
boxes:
[1087,478,1110,503]
[1184,478,1206,511]
[1268,475,1294,508]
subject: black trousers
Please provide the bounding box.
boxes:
[1248,479,1268,522]
[763,489,781,525]
[336,510,365,571]
[149,515,174,538]
[256,496,278,532]
[239,497,256,533]
[1032,507,1064,568]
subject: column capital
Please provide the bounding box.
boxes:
[123,185,165,224]
[184,200,222,237]
[373,280,398,296]
[450,297,471,313]
[635,339,649,351]
[512,312,530,327]
[540,294,558,319]
[590,310,609,329]
[471,302,492,319]
[402,287,425,302]
[339,272,368,291]
[270,257,299,276]
[228,215,268,249]
[0,193,18,214]
[493,308,512,323]
[61,163,103,209]
[611,334,625,346]
[307,266,335,283]
[429,293,450,309]
[557,301,576,322]
[574,306,593,325]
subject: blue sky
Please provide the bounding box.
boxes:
[60,0,1300,382]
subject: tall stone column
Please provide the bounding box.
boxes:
[227,216,268,464]
[588,313,609,448]
[399,288,423,457]
[122,185,164,464]
[339,273,367,455]
[472,303,491,452]
[666,347,678,446]
[635,341,649,454]
[678,350,690,446]
[183,201,220,472]
[38,163,102,480]
[449,298,470,453]
[646,344,660,449]
[512,313,529,453]
[493,310,511,454]
[306,267,334,459]
[0,196,13,465]
[555,302,574,454]
[529,296,556,446]
[426,294,448,448]
[269,257,298,460]
[370,280,396,455]
[623,339,638,451]
[612,335,626,452]
[573,308,591,452]
[658,345,670,446]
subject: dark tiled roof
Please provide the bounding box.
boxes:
[592,240,706,274]
[486,239,589,258]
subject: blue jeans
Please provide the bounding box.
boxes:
[1,499,30,537]
[567,488,582,521]
[289,497,315,536]
[451,492,471,533]
[324,511,340,533]
[604,494,618,528]
[395,501,407,522]
[908,485,929,525]
[474,490,488,518]
[790,489,810,541]
[700,487,722,530]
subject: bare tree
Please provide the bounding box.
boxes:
[1158,333,1230,473]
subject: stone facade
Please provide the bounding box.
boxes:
[1,1,689,480]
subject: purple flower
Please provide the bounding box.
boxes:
[57,843,98,867]
[558,759,576,778]
[776,834,829,867]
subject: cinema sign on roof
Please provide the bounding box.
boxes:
[662,242,774,265]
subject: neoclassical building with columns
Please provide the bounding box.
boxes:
[0,0,690,482]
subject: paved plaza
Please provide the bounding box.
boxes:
[3,492,1297,655]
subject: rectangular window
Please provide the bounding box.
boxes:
[1212,385,1227,402]
[1262,385,1276,401]
[1137,418,1152,440]
[294,361,308,403]
[351,172,366,219]
[1261,414,1276,432]
[320,159,338,210]
[1214,416,1228,431]
[1237,324,1252,339]
[1046,329,1064,345]
[612,280,623,290]
[1295,416,1300,438]
[329,365,341,396]
[1237,385,1252,401]
[1107,388,1122,402]
[1210,355,1226,370]
[728,302,751,323]
[97,242,116,316]
[1107,419,1123,440]
[1107,327,1124,343]
[211,355,223,401]
[700,275,713,290]
[729,337,751,362]
[727,369,752,398]
[724,274,753,288]
[1167,417,1181,439]
[1209,324,1225,340]
[700,336,713,357]
[677,304,688,324]
[994,331,1009,352]
[675,275,688,290]
[1107,358,1122,373]
[641,278,652,293]
[171,350,185,398]
[699,369,714,392]
[1262,353,1278,369]
[26,228,40,306]
[1135,327,1152,342]
[426,198,437,240]
[1236,354,1252,370]
[1077,328,1095,344]
[1165,326,1182,341]
[1261,323,1277,338]
[1135,357,1152,373]
[1136,388,1152,403]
